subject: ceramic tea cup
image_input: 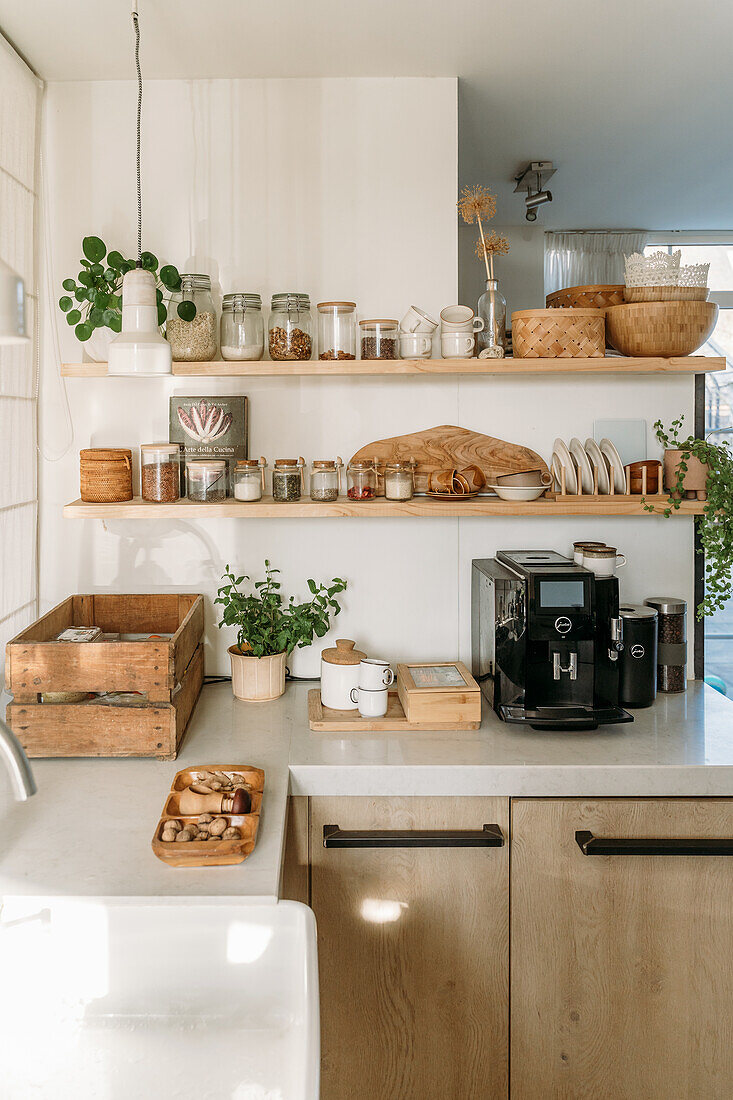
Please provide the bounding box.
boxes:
[572,540,606,565]
[399,331,433,359]
[441,331,475,359]
[460,464,486,492]
[359,658,394,690]
[428,468,455,493]
[582,546,626,577]
[440,304,484,332]
[349,685,389,718]
[496,468,552,489]
[400,305,438,335]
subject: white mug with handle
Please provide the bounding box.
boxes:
[582,547,627,577]
[441,331,475,359]
[440,304,485,332]
[359,658,394,690]
[400,305,438,335]
[350,685,389,718]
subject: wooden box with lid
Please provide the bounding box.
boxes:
[396,661,481,725]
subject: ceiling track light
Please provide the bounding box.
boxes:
[514,161,556,223]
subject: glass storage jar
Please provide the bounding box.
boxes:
[359,319,399,360]
[317,302,356,360]
[233,458,266,502]
[272,457,305,502]
[383,460,415,501]
[185,459,228,502]
[140,443,181,503]
[167,274,218,362]
[268,293,313,360]
[220,293,264,361]
[310,458,342,502]
[644,596,687,693]
[347,460,377,501]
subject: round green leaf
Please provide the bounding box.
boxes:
[104,268,117,283]
[62,278,76,292]
[94,292,109,310]
[66,309,81,325]
[159,265,181,290]
[90,263,104,277]
[78,271,93,287]
[75,322,93,342]
[74,287,88,301]
[157,303,167,326]
[177,300,196,322]
[109,313,122,333]
[102,308,119,326]
[82,236,106,263]
[59,295,72,312]
[107,250,125,270]
[107,293,120,308]
[140,251,158,271]
[155,287,163,304]
[89,307,104,327]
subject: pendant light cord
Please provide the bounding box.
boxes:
[132,4,142,266]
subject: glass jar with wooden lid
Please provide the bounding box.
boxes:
[383,460,416,501]
[317,302,356,360]
[346,460,377,501]
[359,319,399,360]
[310,457,342,502]
[185,459,228,502]
[233,458,267,502]
[79,447,133,503]
[140,443,181,503]
[272,457,305,502]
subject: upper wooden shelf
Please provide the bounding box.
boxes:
[60,356,725,378]
[63,495,706,519]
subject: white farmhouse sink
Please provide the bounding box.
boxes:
[0,898,319,1100]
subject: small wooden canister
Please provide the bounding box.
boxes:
[80,447,133,502]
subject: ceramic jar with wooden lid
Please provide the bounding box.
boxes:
[79,448,133,502]
[321,639,366,710]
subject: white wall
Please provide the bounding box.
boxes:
[39,76,697,679]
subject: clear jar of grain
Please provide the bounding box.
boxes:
[220,293,264,361]
[347,461,377,501]
[268,293,313,361]
[185,459,228,501]
[383,460,415,501]
[359,319,399,360]
[272,458,305,502]
[167,274,218,362]
[140,443,181,503]
[317,302,356,360]
[233,459,265,502]
[310,458,342,502]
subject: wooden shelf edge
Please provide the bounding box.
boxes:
[63,496,706,519]
[60,355,726,378]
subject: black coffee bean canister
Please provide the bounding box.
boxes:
[644,596,687,693]
[619,605,658,708]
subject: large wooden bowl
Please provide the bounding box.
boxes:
[604,300,718,357]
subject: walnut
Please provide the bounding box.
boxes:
[197,829,210,841]
[209,817,227,837]
[222,827,241,840]
[166,819,182,833]
[197,813,214,824]
[175,829,194,842]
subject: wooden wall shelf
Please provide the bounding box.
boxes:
[63,495,705,519]
[60,356,724,379]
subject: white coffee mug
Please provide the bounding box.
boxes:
[399,332,433,359]
[440,304,484,332]
[400,305,438,335]
[441,331,475,359]
[350,685,389,718]
[359,658,394,690]
[582,548,627,577]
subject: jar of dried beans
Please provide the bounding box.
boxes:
[272,458,305,502]
[185,459,228,502]
[310,458,342,502]
[359,318,399,360]
[167,274,218,362]
[644,596,687,693]
[383,460,415,501]
[220,293,264,361]
[347,461,377,501]
[268,293,313,361]
[140,443,181,503]
[233,458,266,502]
[317,302,356,361]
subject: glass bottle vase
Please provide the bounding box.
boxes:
[477,279,507,357]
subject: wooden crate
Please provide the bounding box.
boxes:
[5,594,204,759]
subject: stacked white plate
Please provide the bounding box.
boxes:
[552,437,625,495]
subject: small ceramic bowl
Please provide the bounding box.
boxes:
[488,484,547,502]
[496,468,552,488]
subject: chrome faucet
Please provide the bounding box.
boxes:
[0,717,36,800]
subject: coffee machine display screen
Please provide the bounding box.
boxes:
[538,579,586,609]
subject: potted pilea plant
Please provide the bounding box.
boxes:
[645,415,733,617]
[58,236,195,361]
[216,561,347,701]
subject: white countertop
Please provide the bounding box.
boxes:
[2,681,733,901]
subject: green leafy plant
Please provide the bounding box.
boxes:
[58,235,195,343]
[645,415,733,618]
[216,560,347,657]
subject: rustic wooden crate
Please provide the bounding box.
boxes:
[5,593,205,759]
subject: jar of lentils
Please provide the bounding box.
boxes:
[140,443,181,503]
[185,459,228,502]
[272,458,305,502]
[268,293,313,360]
[167,274,218,362]
[644,596,687,693]
[359,319,399,360]
[220,293,264,361]
[317,302,356,360]
[310,458,342,502]
[347,460,377,501]
[383,460,415,501]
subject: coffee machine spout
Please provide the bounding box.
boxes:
[552,651,578,681]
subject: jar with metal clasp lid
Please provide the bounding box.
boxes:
[167,274,218,361]
[268,293,313,360]
[220,293,264,361]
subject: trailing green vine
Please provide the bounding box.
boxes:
[645,415,733,618]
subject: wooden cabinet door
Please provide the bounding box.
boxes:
[511,799,733,1099]
[310,796,509,1100]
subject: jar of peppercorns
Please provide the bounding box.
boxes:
[347,460,377,501]
[268,293,313,360]
[359,319,399,360]
[272,457,305,502]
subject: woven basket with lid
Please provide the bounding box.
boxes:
[322,639,366,666]
[546,284,624,310]
[79,447,133,502]
[511,308,605,358]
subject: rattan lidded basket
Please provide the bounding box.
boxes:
[546,284,625,310]
[511,308,605,358]
[79,447,133,502]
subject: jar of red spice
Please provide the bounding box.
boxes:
[346,460,377,501]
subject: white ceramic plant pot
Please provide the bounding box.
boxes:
[84,326,116,363]
[228,646,287,702]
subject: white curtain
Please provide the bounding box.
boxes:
[544,231,648,294]
[0,39,42,678]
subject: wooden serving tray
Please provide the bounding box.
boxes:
[308,689,481,732]
[152,764,264,868]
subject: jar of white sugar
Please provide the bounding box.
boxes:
[233,458,266,502]
[221,293,264,361]
[167,274,218,362]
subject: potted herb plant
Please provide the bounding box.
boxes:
[58,236,193,361]
[646,416,733,617]
[216,561,347,701]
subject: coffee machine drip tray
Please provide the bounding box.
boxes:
[500,704,633,731]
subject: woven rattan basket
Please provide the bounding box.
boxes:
[546,284,625,310]
[80,447,133,502]
[511,308,605,358]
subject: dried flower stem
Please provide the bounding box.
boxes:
[476,215,492,283]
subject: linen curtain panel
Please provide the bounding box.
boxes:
[0,39,41,677]
[544,231,648,294]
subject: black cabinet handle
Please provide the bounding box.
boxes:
[576,830,733,856]
[323,823,504,849]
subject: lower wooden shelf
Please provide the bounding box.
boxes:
[63,494,706,518]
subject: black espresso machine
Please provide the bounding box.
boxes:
[472,551,633,730]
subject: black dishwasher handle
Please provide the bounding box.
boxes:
[576,830,733,856]
[323,823,504,849]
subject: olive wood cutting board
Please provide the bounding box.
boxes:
[308,689,481,731]
[349,424,548,494]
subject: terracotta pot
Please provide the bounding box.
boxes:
[663,449,708,498]
[228,645,286,702]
